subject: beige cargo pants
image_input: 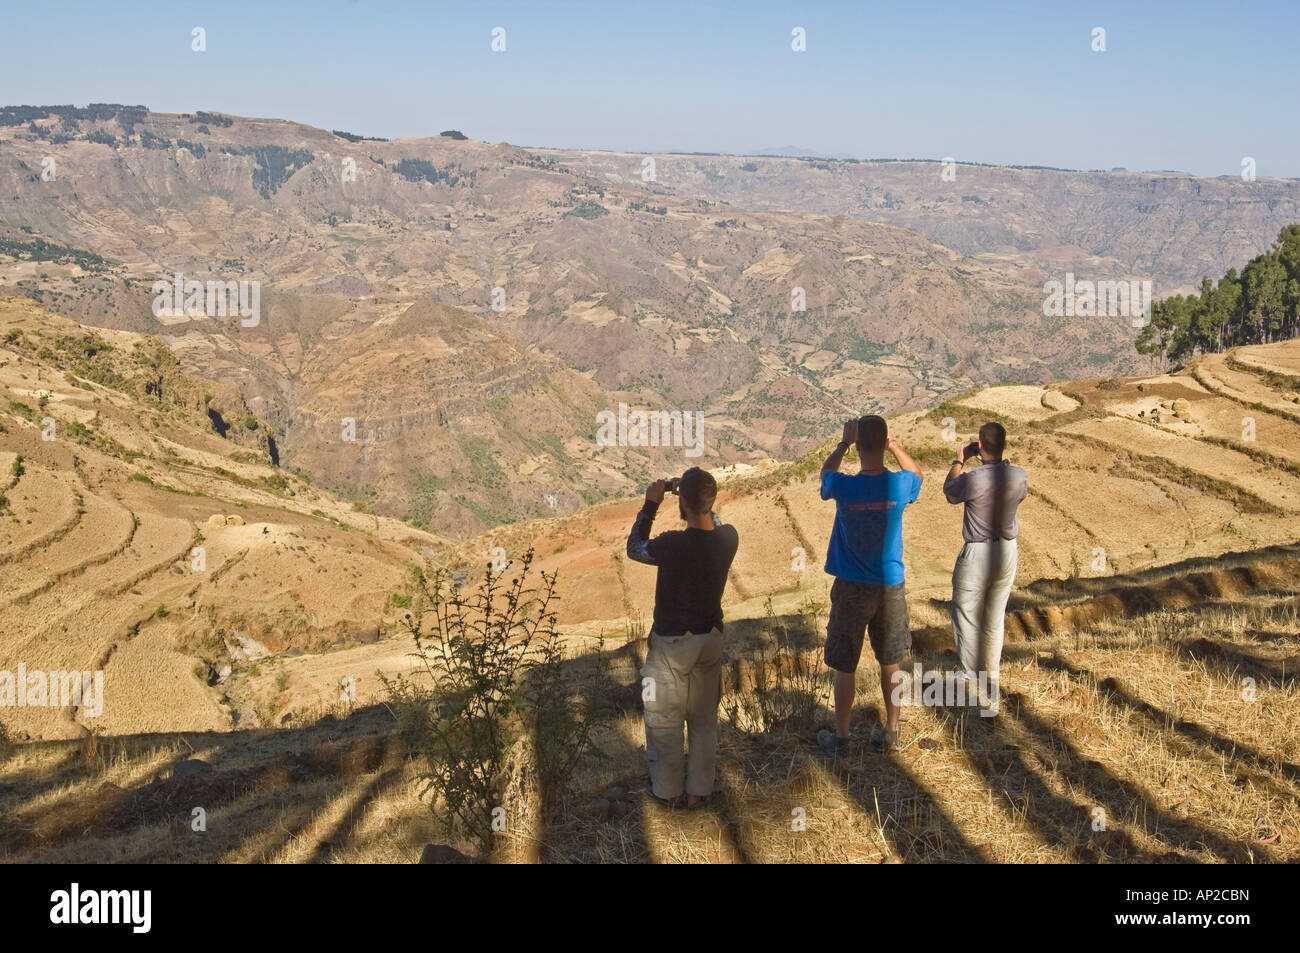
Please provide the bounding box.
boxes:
[951,538,1018,710]
[641,628,724,800]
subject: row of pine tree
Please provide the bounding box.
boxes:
[1137,224,1300,365]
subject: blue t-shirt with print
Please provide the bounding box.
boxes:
[821,469,922,586]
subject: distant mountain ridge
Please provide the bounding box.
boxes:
[543,148,1300,292]
[2,104,1290,534]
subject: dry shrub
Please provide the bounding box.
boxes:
[381,547,605,856]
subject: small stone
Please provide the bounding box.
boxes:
[601,785,625,801]
[580,797,612,820]
[419,843,476,864]
[172,759,212,780]
[612,682,641,711]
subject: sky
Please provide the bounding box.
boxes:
[1,0,1296,177]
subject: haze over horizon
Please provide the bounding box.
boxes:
[2,0,1297,178]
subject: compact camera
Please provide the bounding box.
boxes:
[664,477,681,494]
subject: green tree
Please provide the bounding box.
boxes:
[1137,224,1300,364]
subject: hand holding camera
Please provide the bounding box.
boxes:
[645,476,682,505]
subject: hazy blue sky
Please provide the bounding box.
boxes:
[2,0,1296,177]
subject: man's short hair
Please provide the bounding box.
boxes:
[979,421,1006,459]
[679,467,717,514]
[857,415,888,454]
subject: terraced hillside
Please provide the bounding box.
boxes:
[2,546,1295,863]
[1,107,1154,533]
[2,300,1297,861]
[401,338,1300,643]
[0,297,441,741]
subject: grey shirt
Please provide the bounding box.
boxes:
[943,460,1028,542]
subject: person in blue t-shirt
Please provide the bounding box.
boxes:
[816,415,922,756]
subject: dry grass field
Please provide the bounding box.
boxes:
[2,297,1298,862]
[2,578,1295,863]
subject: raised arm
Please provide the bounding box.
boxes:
[626,480,666,565]
[821,419,858,475]
[943,459,964,498]
[886,434,922,482]
[943,440,980,502]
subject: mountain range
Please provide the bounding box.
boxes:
[3,105,1299,536]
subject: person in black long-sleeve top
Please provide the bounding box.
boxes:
[626,467,738,809]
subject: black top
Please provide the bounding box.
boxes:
[625,499,739,638]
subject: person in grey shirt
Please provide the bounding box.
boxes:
[942,422,1028,715]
